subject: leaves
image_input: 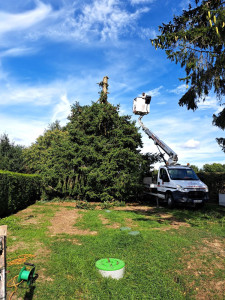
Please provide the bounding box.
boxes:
[0,134,25,173]
[150,0,225,151]
[24,101,155,201]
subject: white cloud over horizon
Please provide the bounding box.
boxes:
[182,139,200,149]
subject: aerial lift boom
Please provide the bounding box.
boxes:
[133,93,178,165]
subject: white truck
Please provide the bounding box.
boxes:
[133,93,209,208]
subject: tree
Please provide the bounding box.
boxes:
[202,162,225,172]
[151,0,225,150]
[190,164,199,173]
[24,102,155,201]
[0,133,25,173]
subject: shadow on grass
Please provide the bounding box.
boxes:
[118,202,225,228]
[23,285,36,300]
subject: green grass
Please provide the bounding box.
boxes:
[0,202,224,299]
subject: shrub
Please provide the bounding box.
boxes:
[197,172,225,203]
[75,200,94,210]
[0,170,41,217]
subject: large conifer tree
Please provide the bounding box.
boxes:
[25,101,152,201]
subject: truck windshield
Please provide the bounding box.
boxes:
[168,168,199,180]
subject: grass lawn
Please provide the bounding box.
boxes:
[0,201,224,299]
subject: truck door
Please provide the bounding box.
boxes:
[158,168,169,200]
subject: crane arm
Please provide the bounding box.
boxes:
[138,116,178,165]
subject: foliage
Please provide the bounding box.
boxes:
[24,102,155,201]
[151,0,225,149]
[197,171,225,201]
[0,133,25,173]
[190,164,199,172]
[202,162,225,172]
[0,170,41,217]
[75,200,94,210]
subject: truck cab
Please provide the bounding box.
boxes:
[145,165,209,208]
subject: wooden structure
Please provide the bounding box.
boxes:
[0,226,7,300]
[97,76,109,103]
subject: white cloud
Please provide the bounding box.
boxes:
[168,85,224,113]
[0,0,152,46]
[146,86,163,97]
[0,2,52,35]
[0,114,46,146]
[52,94,71,124]
[179,0,191,10]
[139,27,157,39]
[0,47,36,57]
[0,73,103,146]
[169,84,187,95]
[198,96,223,113]
[60,0,150,42]
[131,0,155,4]
[182,139,200,149]
[0,84,63,106]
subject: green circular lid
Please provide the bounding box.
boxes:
[128,231,140,236]
[96,258,125,271]
[120,227,131,231]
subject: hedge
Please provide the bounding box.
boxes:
[0,170,42,217]
[197,172,225,203]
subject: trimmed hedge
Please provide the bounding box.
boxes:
[197,172,225,203]
[0,170,42,217]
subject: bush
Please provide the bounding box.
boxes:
[197,172,225,203]
[75,200,94,210]
[0,170,42,217]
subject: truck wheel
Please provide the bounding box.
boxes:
[167,194,174,209]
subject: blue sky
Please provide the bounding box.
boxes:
[0,0,224,168]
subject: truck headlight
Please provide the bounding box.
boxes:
[204,186,209,193]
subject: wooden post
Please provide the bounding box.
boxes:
[97,76,109,103]
[0,226,7,300]
[102,76,109,96]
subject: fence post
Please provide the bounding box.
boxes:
[0,226,7,300]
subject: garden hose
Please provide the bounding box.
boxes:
[7,254,36,299]
[7,254,35,266]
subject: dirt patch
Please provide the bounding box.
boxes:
[201,239,225,257]
[14,205,44,226]
[114,205,155,214]
[156,213,173,219]
[38,267,54,283]
[56,237,83,245]
[45,202,76,207]
[98,214,120,229]
[49,208,97,236]
[7,241,28,253]
[20,214,42,226]
[177,238,225,299]
[15,206,35,216]
[158,221,191,231]
[125,218,138,228]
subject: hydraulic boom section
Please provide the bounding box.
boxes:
[138,116,178,165]
[133,93,178,165]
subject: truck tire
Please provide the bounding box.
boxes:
[167,194,174,209]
